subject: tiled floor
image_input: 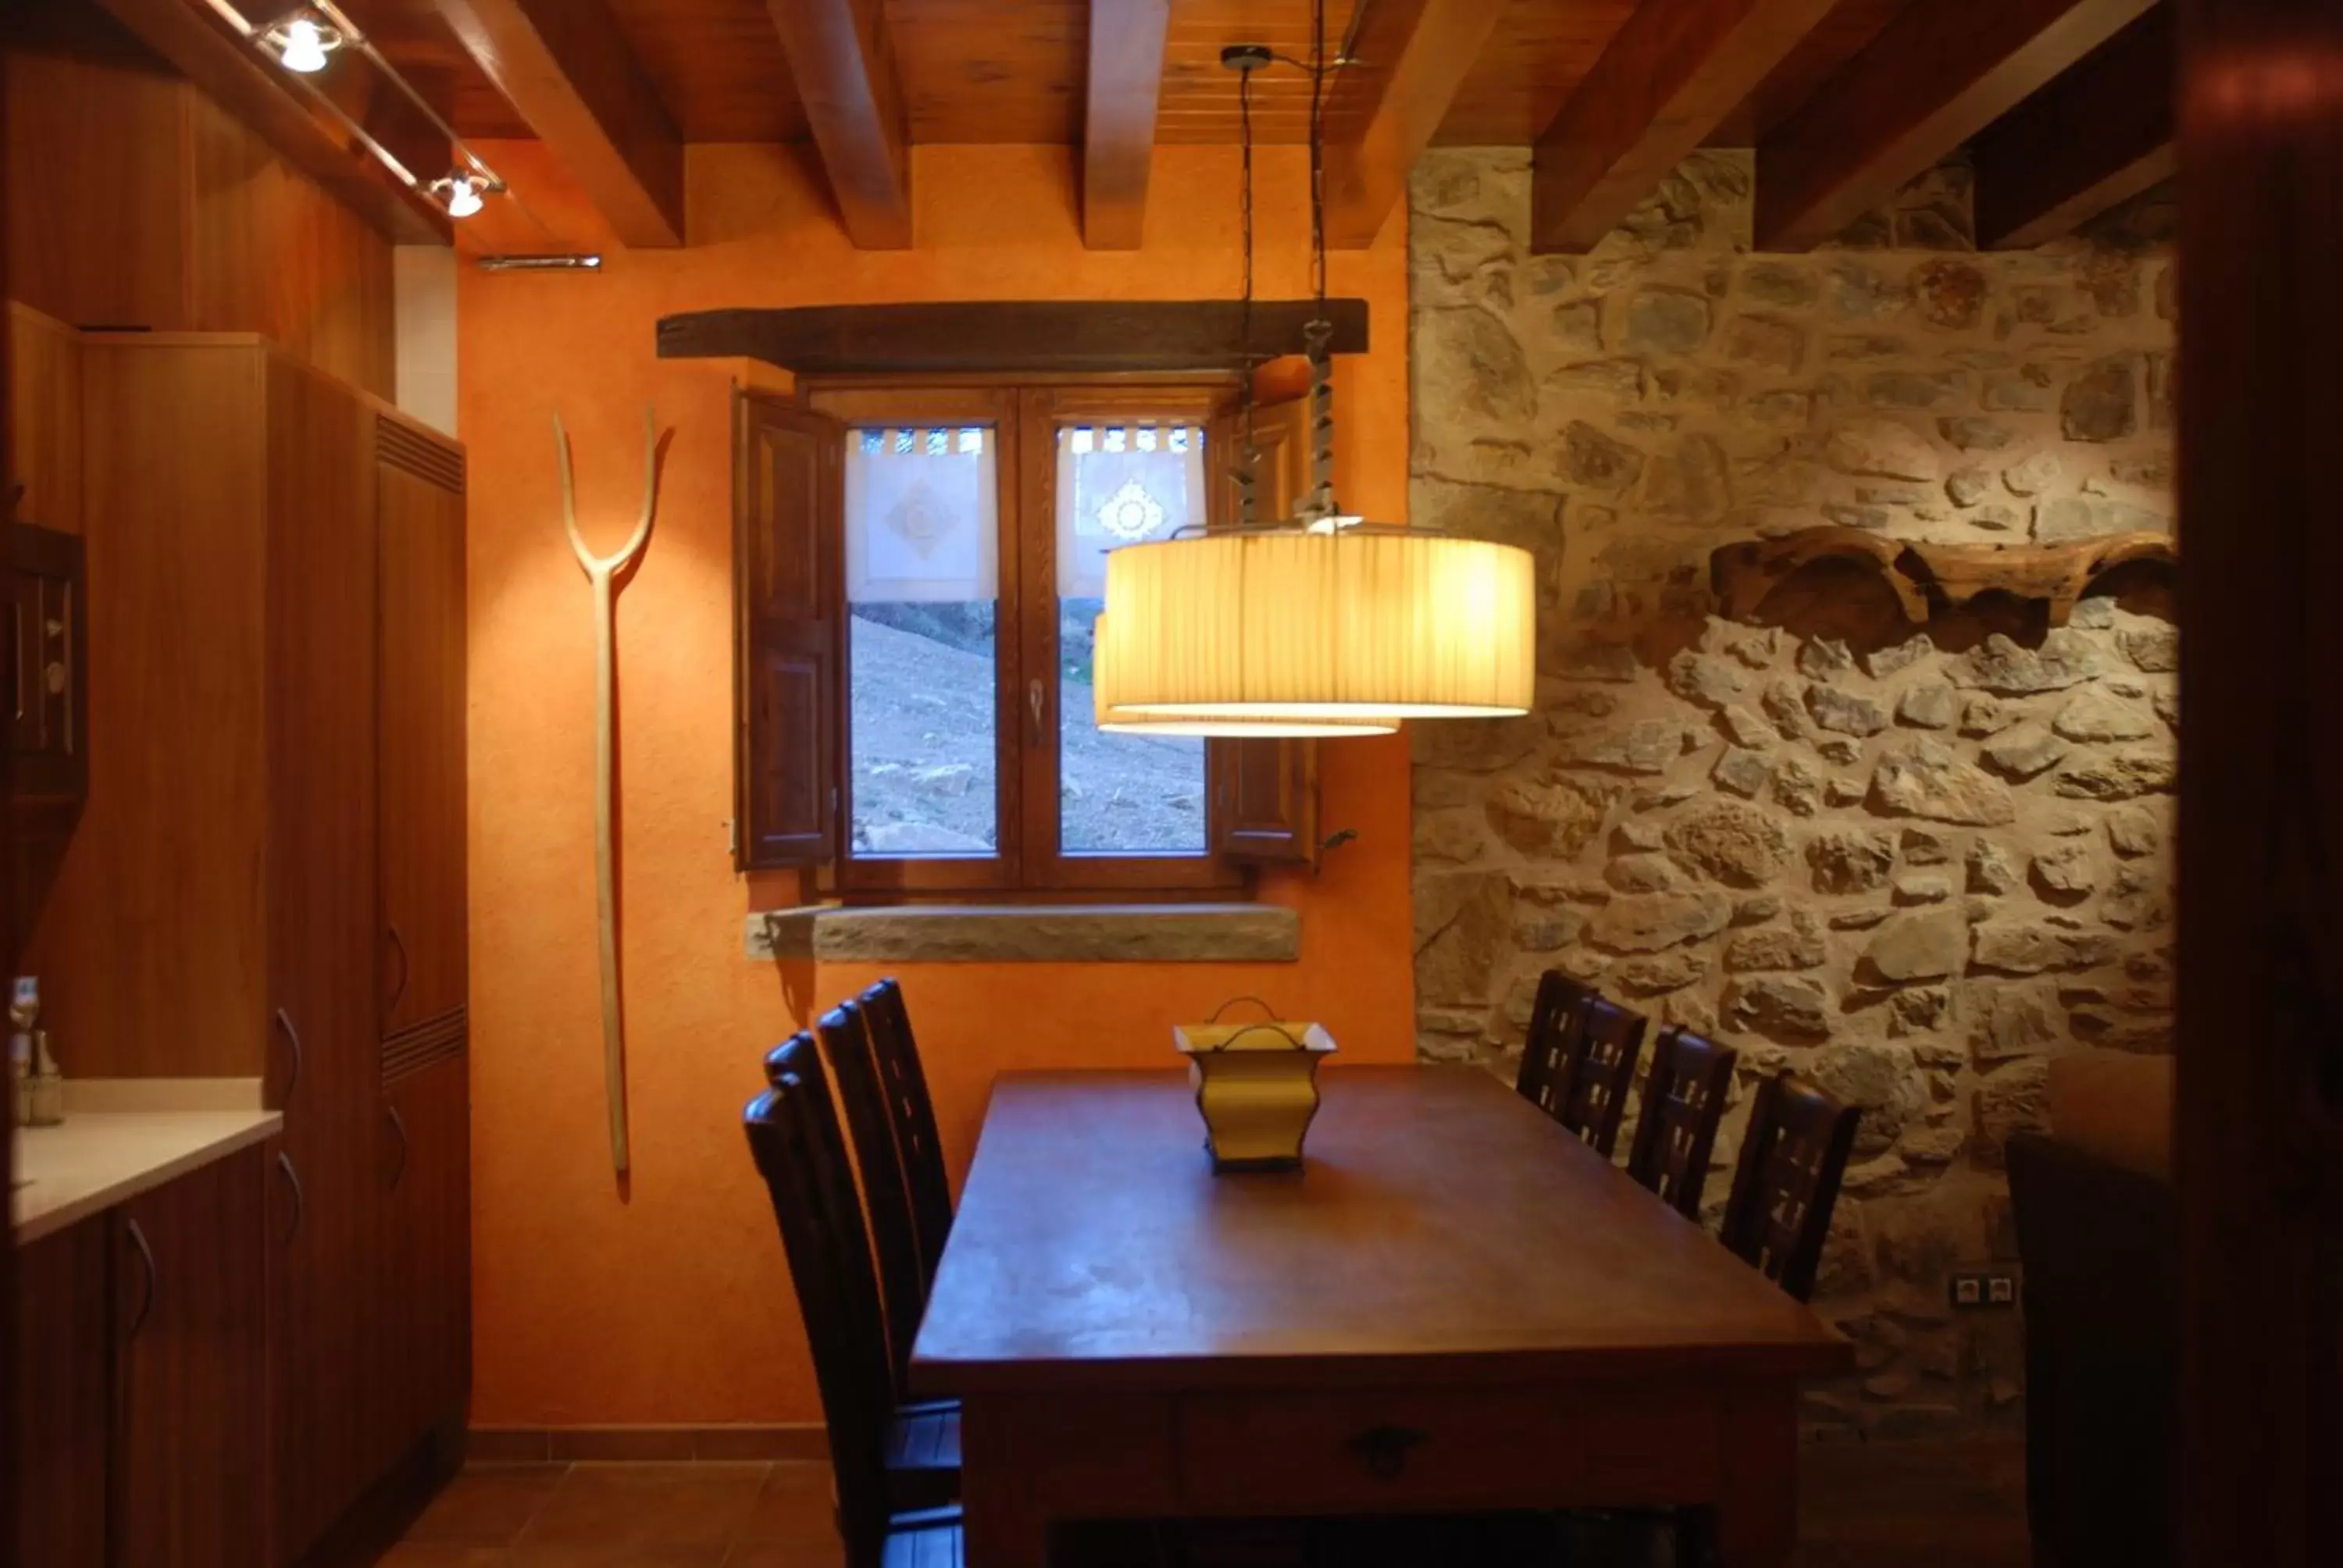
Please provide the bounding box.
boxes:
[371,1438,2031,1567]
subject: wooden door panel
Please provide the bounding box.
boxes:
[266,356,381,1561]
[11,1217,108,1568]
[113,1145,269,1568]
[377,1055,472,1459]
[376,445,467,1036]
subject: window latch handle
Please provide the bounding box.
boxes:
[1027,677,1045,747]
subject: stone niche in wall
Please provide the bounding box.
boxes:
[1407,146,2178,1441]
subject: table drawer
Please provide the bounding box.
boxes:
[1174,1388,1714,1515]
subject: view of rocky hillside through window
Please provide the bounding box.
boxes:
[847,604,1206,856]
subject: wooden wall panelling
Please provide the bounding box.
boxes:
[6,304,84,535]
[265,348,386,1562]
[376,433,470,1035]
[110,1142,270,1568]
[10,1216,109,1568]
[2,36,192,333]
[29,338,273,1080]
[185,87,398,401]
[4,7,400,399]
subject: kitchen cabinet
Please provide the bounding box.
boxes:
[112,1144,269,1566]
[11,1216,108,1568]
[20,328,471,1563]
[9,1145,269,1568]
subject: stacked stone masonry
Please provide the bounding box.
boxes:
[1407,150,2175,1439]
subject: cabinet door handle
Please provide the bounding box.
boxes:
[276,1151,305,1245]
[386,924,411,1016]
[274,1007,304,1107]
[387,1103,410,1191]
[1344,1424,1428,1481]
[125,1219,158,1339]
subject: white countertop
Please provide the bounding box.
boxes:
[12,1081,282,1245]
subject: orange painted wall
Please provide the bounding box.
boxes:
[461,141,1415,1426]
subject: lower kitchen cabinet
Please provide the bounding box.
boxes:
[112,1142,270,1566]
[12,1215,109,1568]
[9,1143,269,1568]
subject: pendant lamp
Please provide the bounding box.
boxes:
[1090,618,1396,737]
[1096,11,1535,734]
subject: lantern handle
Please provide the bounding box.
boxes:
[1207,995,1280,1025]
[1204,1021,1307,1054]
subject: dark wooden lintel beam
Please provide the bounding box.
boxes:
[656,300,1371,374]
[1531,0,1842,255]
[1756,0,2159,251]
[1972,3,2174,248]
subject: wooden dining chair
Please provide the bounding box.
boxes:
[1551,996,1648,1157]
[860,978,955,1285]
[1625,1025,1740,1218]
[1514,970,1593,1115]
[815,1001,931,1385]
[745,1037,962,1567]
[1719,1071,1863,1303]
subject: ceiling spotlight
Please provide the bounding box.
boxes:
[266,14,342,73]
[433,173,486,219]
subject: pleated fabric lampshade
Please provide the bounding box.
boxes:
[1097,529,1537,722]
[1090,618,1396,736]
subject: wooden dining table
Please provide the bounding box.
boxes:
[911,1065,1852,1566]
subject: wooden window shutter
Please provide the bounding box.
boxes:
[1207,394,1321,867]
[734,393,845,869]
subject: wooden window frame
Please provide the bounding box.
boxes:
[805,374,1246,899]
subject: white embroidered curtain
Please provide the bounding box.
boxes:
[1055,425,1207,598]
[844,426,998,604]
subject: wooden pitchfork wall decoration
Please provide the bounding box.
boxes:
[555,407,662,1178]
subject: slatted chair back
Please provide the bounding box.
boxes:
[861,978,954,1281]
[1514,970,1594,1115]
[1719,1071,1863,1303]
[815,1000,929,1390]
[746,1035,897,1567]
[1625,1025,1740,1217]
[1553,996,1648,1156]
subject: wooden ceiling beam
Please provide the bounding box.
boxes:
[92,0,451,244]
[430,0,685,248]
[1972,3,2174,248]
[1323,0,1503,249]
[765,0,913,249]
[1530,0,1843,255]
[1081,0,1171,249]
[1756,0,2159,251]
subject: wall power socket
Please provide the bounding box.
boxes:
[1949,1267,2020,1310]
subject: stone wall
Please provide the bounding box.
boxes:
[1407,150,2177,1438]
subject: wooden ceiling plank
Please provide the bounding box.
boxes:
[1530,0,1843,255]
[91,0,451,244]
[1082,0,1172,249]
[430,0,684,248]
[1971,3,2173,248]
[1756,0,2159,251]
[765,0,913,249]
[1323,0,1503,249]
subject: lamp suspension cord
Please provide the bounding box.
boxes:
[1300,0,1337,524]
[1238,58,1260,528]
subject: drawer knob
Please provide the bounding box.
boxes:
[1346,1424,1428,1481]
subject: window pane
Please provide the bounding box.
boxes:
[845,426,998,857]
[1056,423,1207,856]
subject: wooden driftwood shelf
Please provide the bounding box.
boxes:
[1713,526,2176,629]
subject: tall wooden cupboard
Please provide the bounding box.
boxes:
[27,325,471,1563]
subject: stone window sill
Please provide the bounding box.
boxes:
[744,903,1300,964]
